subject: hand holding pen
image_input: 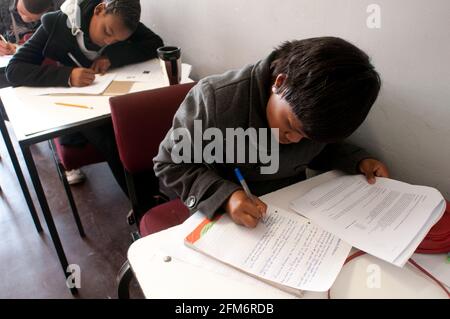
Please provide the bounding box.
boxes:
[223,168,267,228]
[67,53,96,87]
[0,35,16,56]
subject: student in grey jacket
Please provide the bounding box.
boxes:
[154,37,390,228]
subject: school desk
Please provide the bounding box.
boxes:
[128,171,448,299]
[0,59,193,293]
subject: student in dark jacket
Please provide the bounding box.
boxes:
[7,0,163,189]
[7,0,163,86]
[0,0,63,88]
[0,0,63,54]
[154,37,390,228]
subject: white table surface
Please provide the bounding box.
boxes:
[128,171,449,299]
[0,55,13,68]
[0,59,192,141]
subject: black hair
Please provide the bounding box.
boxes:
[271,37,381,142]
[22,0,53,14]
[104,0,141,32]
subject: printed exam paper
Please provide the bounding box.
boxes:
[291,175,445,266]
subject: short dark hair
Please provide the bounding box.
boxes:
[104,0,141,32]
[271,37,381,142]
[22,0,53,14]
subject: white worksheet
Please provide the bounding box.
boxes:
[291,175,446,267]
[18,73,116,96]
[114,59,192,83]
[185,206,351,292]
[114,60,161,82]
[0,55,13,68]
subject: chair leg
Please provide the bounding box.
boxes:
[48,140,86,238]
[117,260,135,299]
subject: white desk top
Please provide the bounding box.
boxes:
[0,59,192,141]
[128,171,449,299]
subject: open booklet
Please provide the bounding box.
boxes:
[185,206,352,293]
[290,175,446,267]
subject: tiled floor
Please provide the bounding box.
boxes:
[0,134,144,298]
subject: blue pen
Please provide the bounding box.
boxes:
[234,168,256,202]
[234,168,267,219]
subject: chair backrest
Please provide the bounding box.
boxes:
[109,82,196,174]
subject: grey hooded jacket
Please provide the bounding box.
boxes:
[153,52,372,219]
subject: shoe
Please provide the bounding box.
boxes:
[65,169,86,185]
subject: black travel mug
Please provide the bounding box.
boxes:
[157,46,181,85]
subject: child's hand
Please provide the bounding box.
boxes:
[70,68,96,87]
[0,41,16,56]
[224,190,267,228]
[358,158,390,184]
[91,56,111,75]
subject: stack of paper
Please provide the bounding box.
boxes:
[290,175,446,267]
[185,206,352,293]
[156,212,303,298]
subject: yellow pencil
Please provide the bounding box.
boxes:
[55,102,93,110]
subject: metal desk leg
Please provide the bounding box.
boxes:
[21,144,77,293]
[0,111,42,233]
[48,140,86,238]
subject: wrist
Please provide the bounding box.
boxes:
[357,157,374,172]
[68,68,76,87]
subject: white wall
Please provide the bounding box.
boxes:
[142,0,450,198]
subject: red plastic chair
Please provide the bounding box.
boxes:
[109,83,196,298]
[109,82,196,231]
